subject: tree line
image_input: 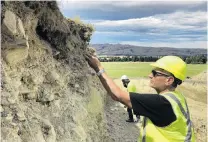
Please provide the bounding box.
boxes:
[99,55,207,64]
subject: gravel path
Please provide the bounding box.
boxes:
[105,96,141,142]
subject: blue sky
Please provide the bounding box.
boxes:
[58,1,207,49]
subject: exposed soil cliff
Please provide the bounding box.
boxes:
[1,1,110,142]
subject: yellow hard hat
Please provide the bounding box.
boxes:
[150,56,187,81]
[127,82,137,92]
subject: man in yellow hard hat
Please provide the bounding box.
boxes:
[121,75,139,122]
[85,55,195,142]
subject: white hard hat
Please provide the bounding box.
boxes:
[121,75,128,80]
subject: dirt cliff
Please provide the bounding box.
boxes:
[1,1,110,142]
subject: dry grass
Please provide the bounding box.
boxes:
[68,16,95,32]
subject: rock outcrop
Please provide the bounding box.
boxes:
[1,1,109,142]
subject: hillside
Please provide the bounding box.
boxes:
[1,1,110,142]
[92,43,207,56]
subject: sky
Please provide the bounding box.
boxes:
[58,1,207,49]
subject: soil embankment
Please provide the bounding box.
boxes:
[1,1,110,142]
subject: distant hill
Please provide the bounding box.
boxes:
[91,44,207,56]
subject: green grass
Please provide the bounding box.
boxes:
[186,64,207,77]
[101,62,207,79]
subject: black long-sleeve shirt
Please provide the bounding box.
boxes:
[130,92,176,127]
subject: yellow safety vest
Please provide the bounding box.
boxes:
[139,91,196,142]
[127,82,136,92]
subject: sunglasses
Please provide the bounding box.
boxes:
[122,79,130,83]
[151,70,170,77]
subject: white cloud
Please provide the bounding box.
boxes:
[109,1,205,8]
[92,11,207,31]
[57,1,205,10]
[57,1,113,10]
[157,11,206,25]
[94,31,130,35]
[57,0,207,49]
[94,31,207,40]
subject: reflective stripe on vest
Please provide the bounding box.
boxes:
[142,117,147,142]
[166,93,192,142]
[142,93,192,142]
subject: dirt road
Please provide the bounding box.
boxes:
[105,96,140,142]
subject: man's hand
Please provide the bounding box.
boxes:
[84,49,132,108]
[85,54,103,72]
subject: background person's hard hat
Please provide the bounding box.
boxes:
[121,75,129,80]
[150,56,187,81]
[127,82,137,92]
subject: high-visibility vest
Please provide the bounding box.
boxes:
[127,82,136,92]
[139,91,196,142]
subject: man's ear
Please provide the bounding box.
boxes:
[165,76,174,86]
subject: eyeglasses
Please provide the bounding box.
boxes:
[122,79,130,83]
[151,70,170,77]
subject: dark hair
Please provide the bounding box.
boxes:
[172,77,182,88]
[164,71,182,88]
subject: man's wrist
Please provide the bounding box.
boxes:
[96,68,105,76]
[95,66,103,73]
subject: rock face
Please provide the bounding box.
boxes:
[1,1,109,142]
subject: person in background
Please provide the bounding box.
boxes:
[121,75,140,122]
